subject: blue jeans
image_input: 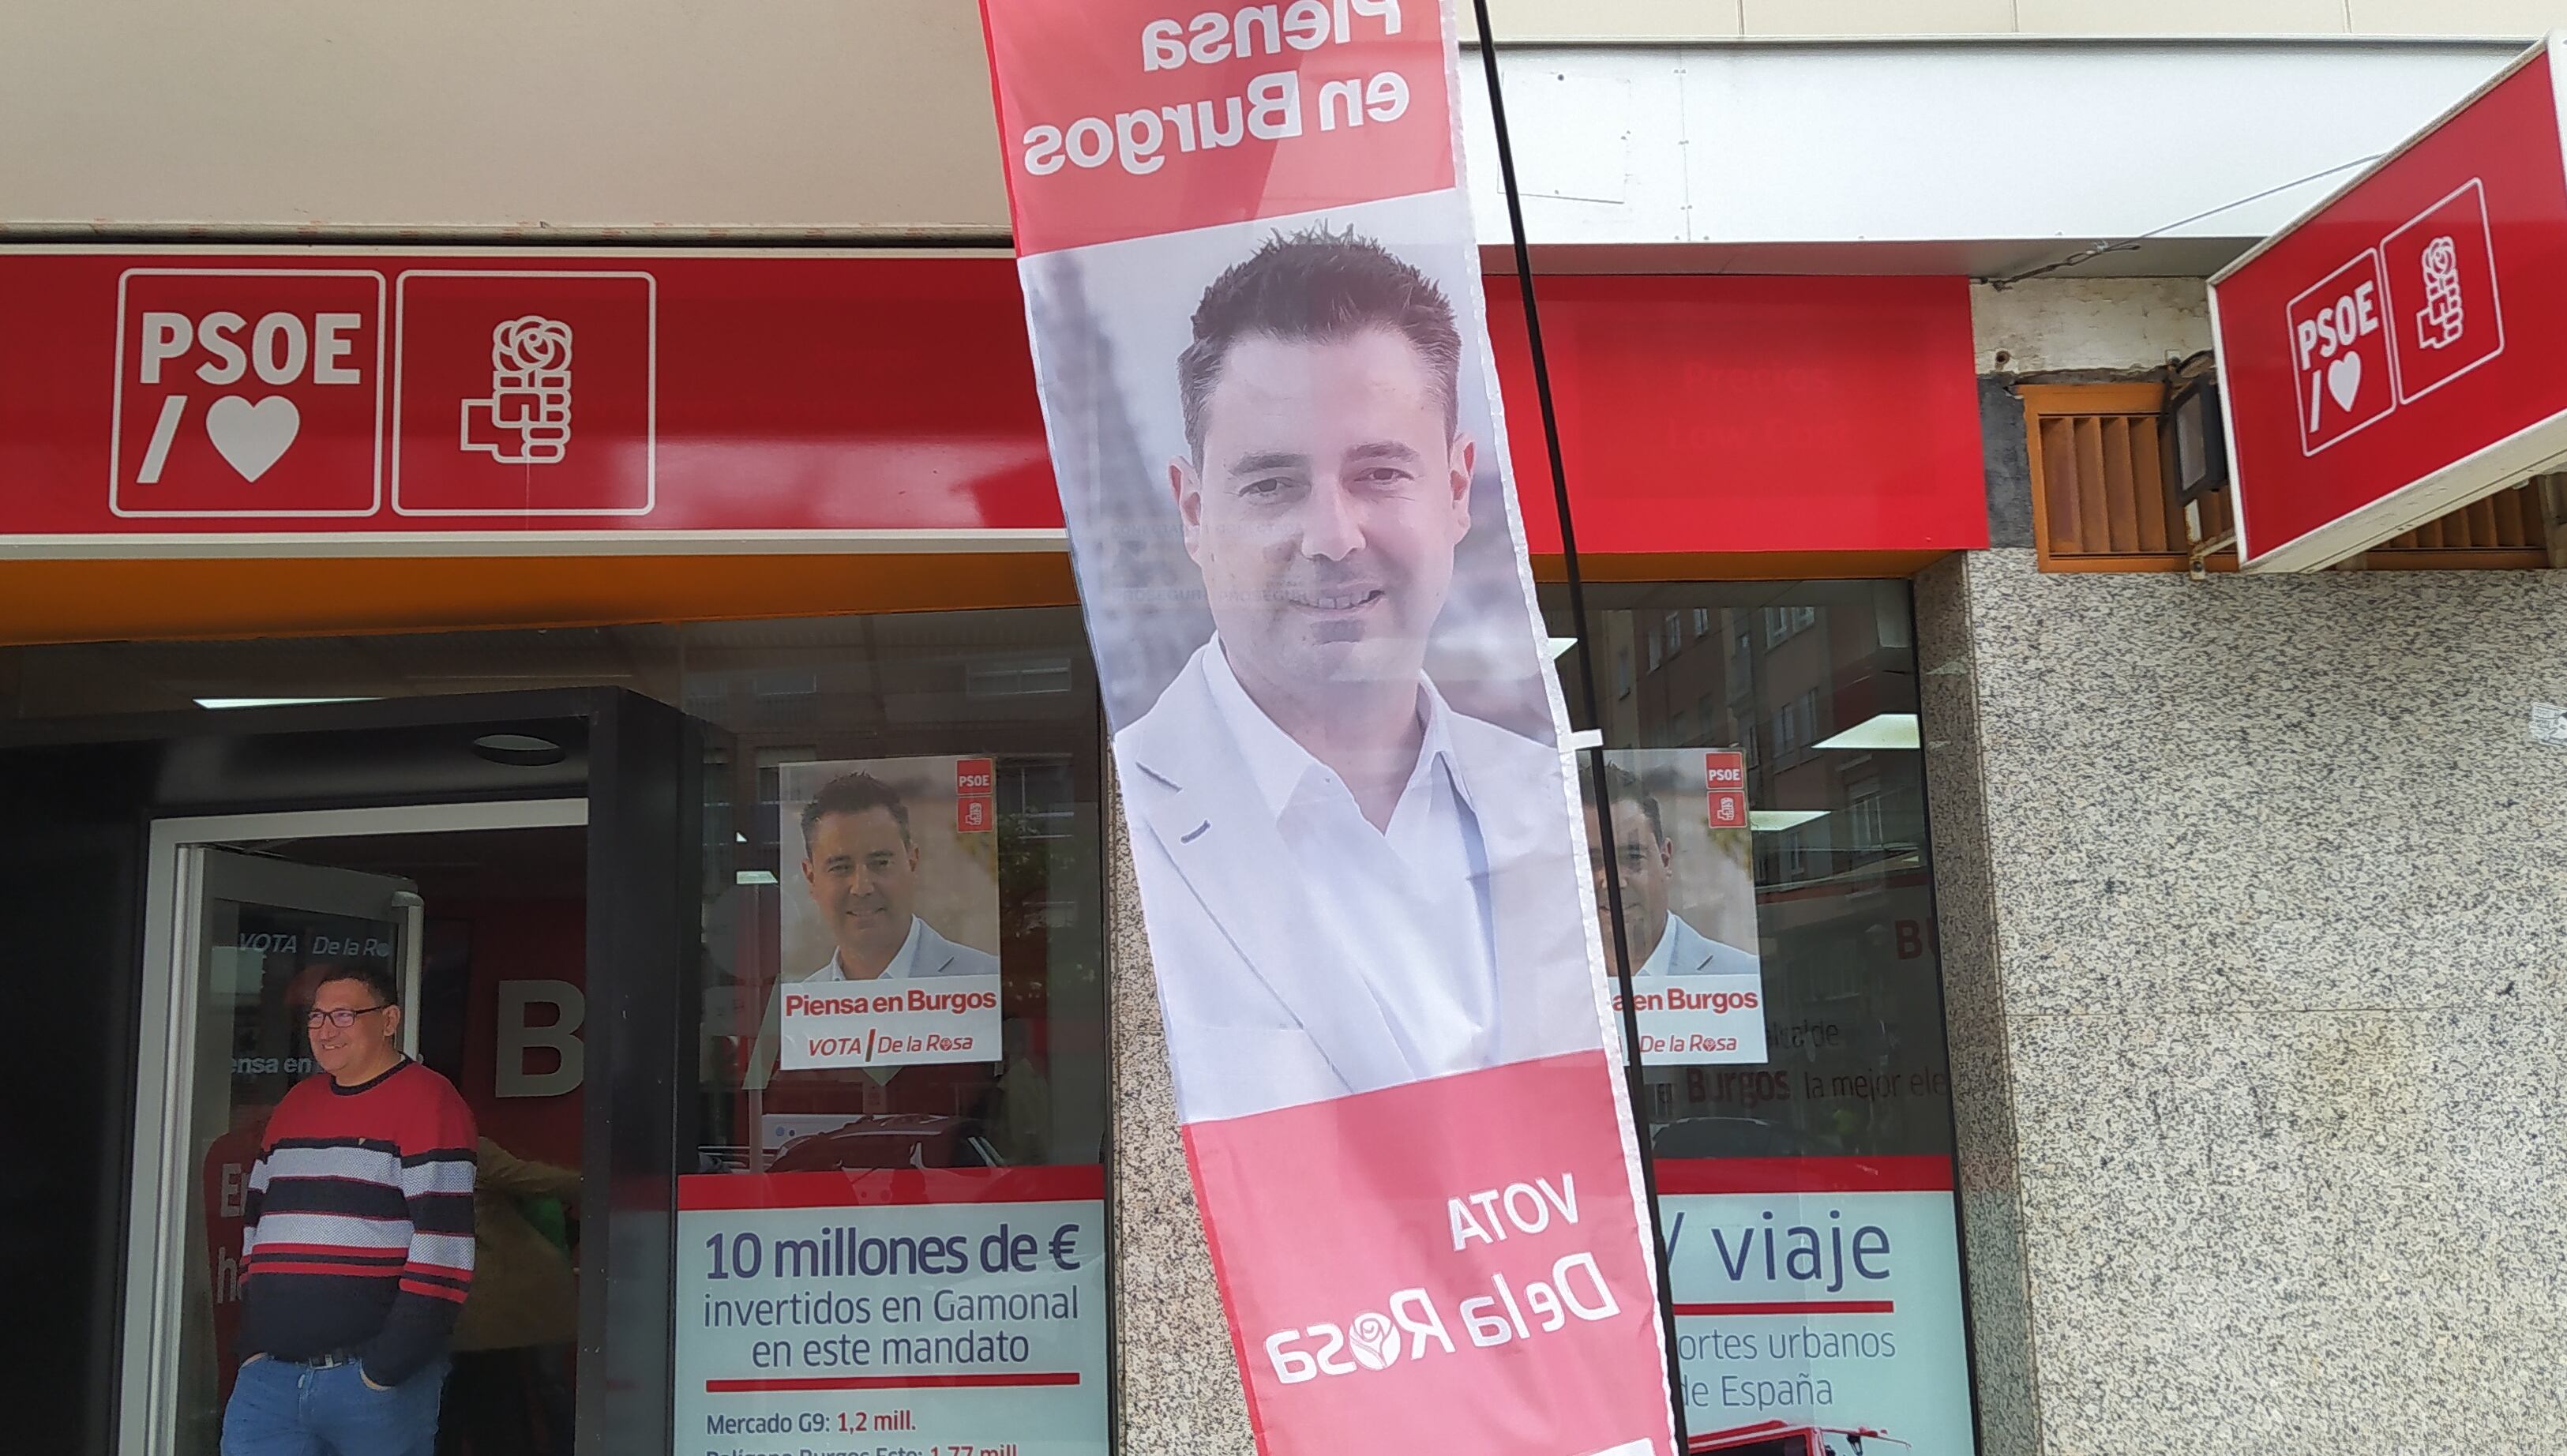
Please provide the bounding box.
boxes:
[221,1353,448,1456]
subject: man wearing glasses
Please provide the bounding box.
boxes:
[223,962,477,1456]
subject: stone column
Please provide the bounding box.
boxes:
[1106,766,1258,1452]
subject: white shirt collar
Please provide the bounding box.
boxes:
[810,914,925,982]
[1199,636,1473,821]
[1636,916,1678,977]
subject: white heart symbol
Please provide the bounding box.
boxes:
[205,396,301,482]
[2326,352,2363,411]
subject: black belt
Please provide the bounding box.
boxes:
[282,1352,362,1370]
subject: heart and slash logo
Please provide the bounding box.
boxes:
[2325,352,2362,413]
[113,269,385,517]
[204,396,302,482]
[2287,248,2395,455]
[2283,178,2505,459]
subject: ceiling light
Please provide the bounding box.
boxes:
[1814,713,1920,751]
[471,732,568,767]
[1546,637,1578,661]
[195,696,377,710]
[735,869,779,886]
[1562,728,1604,751]
[1750,809,1828,831]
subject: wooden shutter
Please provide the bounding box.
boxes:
[2020,382,2554,572]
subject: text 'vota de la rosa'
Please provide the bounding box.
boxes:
[1260,1172,1634,1386]
[1019,1,1420,178]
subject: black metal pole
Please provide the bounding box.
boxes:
[1467,4,1691,1448]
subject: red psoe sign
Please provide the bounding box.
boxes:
[1703,751,1747,830]
[2211,36,2567,571]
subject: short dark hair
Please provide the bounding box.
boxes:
[1178,226,1462,463]
[1601,765,1667,844]
[315,960,400,1009]
[801,772,912,846]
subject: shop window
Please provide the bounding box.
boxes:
[0,610,1116,1456]
[681,611,1111,1456]
[2021,381,2559,572]
[1548,581,1973,1455]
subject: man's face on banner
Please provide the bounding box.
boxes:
[1589,797,1673,961]
[803,806,920,968]
[1176,326,1473,705]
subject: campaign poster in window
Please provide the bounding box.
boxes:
[771,755,1002,1073]
[1593,749,1768,1066]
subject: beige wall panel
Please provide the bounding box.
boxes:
[2348,0,2567,34]
[1461,0,1742,41]
[1970,279,2212,373]
[1742,0,2017,36]
[2017,0,2350,34]
[0,0,1014,235]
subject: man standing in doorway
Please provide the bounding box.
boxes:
[223,962,477,1456]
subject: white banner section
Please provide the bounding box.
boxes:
[675,1170,1107,1456]
[1616,976,1768,1065]
[779,976,1003,1071]
[1658,1159,1975,1454]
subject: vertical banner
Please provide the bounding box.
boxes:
[976,4,1677,1453]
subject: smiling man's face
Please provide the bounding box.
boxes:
[1175,326,1472,711]
[308,974,400,1083]
[803,806,920,973]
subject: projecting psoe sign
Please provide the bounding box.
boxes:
[2210,33,2567,572]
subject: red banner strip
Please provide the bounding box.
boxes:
[704,1373,1083,1394]
[677,1165,1105,1210]
[1672,1300,1897,1317]
[1652,1155,1956,1195]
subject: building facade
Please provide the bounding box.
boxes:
[3,4,2561,1454]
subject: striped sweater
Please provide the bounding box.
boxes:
[239,1058,478,1386]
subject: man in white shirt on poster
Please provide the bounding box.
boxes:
[1589,766,1762,979]
[794,771,997,985]
[745,771,996,1090]
[1115,227,1597,1123]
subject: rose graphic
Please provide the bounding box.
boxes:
[494,315,572,373]
[1347,1311,1400,1371]
[463,315,576,465]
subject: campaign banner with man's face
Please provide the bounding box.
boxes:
[977,4,1677,1452]
[773,756,1004,1072]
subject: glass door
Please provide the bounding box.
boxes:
[174,850,419,1454]
[122,800,587,1456]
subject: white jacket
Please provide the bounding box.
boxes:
[1116,644,1606,1124]
[1649,914,1762,978]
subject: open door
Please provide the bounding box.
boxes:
[161,849,424,1442]
[0,689,713,1456]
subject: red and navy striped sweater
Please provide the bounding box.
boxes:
[239,1058,478,1385]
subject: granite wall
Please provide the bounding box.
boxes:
[1919,549,2567,1454]
[1105,777,1258,1452]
